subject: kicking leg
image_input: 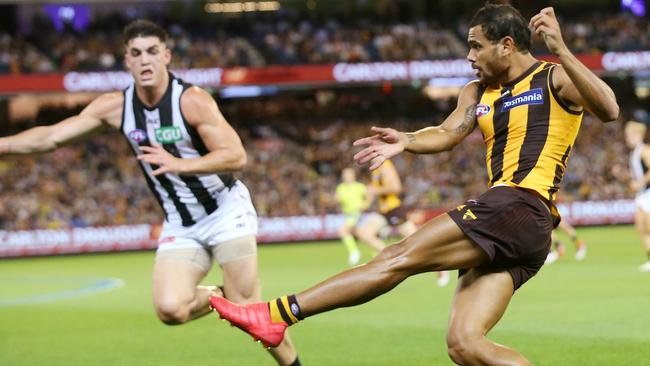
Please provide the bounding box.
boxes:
[152,248,220,325]
[210,214,488,347]
[296,214,488,316]
[446,268,531,366]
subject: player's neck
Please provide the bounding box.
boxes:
[500,53,538,86]
[135,72,170,108]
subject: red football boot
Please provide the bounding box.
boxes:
[209,296,288,348]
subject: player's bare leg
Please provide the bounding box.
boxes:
[152,251,218,324]
[221,254,299,365]
[447,269,531,366]
[210,214,489,348]
[295,214,487,315]
[209,214,487,346]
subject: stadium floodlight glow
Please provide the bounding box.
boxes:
[622,0,646,16]
[204,1,281,13]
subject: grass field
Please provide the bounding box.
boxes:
[1,225,649,366]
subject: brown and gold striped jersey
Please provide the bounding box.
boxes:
[475,61,583,201]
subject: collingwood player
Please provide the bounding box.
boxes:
[624,116,650,272]
[0,20,302,366]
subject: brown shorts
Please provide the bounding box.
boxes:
[447,186,554,290]
[383,206,409,226]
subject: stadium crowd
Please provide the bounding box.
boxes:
[0,10,649,74]
[0,93,639,230]
[0,5,646,230]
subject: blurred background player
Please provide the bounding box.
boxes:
[545,220,588,264]
[0,19,301,366]
[623,116,650,272]
[334,167,369,266]
[356,158,450,286]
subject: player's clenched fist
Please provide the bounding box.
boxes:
[529,7,568,56]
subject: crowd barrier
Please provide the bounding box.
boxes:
[0,199,636,258]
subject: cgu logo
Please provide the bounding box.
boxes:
[128,129,147,143]
[476,104,491,117]
[155,127,182,144]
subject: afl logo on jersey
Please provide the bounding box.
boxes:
[476,104,491,117]
[128,129,147,143]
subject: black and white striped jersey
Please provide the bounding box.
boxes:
[120,73,236,226]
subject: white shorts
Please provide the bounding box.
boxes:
[636,189,650,213]
[157,180,258,253]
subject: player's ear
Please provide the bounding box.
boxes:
[498,36,515,56]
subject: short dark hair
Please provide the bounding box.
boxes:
[469,3,531,52]
[123,19,168,45]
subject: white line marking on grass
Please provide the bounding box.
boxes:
[0,277,125,306]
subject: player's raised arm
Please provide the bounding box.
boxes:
[137,86,246,176]
[353,81,479,170]
[0,92,122,156]
[530,7,619,122]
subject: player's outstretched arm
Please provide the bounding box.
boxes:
[353,81,479,170]
[530,7,619,122]
[401,81,479,153]
[0,92,122,156]
[138,87,246,176]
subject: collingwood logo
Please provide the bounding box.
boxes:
[501,88,544,112]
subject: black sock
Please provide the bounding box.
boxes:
[289,356,302,366]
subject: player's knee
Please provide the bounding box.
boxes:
[376,241,405,260]
[375,242,421,278]
[446,330,481,365]
[154,297,191,325]
[380,238,440,274]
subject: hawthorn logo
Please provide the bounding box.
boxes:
[463,209,477,220]
[155,127,182,144]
